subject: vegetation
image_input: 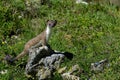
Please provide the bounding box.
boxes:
[0,0,120,80]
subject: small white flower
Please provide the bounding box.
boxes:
[18,15,22,19]
[0,70,8,75]
[76,0,88,5]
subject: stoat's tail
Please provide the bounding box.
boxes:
[15,50,28,60]
[6,49,28,64]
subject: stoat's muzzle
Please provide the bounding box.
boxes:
[47,20,57,28]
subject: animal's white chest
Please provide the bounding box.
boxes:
[46,26,51,42]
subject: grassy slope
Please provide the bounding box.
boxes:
[0,0,120,80]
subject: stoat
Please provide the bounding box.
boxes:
[13,20,57,61]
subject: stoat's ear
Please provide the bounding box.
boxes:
[46,20,49,23]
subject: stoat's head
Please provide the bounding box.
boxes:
[46,20,57,28]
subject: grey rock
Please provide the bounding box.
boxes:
[91,59,109,72]
[61,72,80,80]
[39,54,65,70]
[68,64,82,75]
[37,68,52,80]
[58,66,67,74]
[61,64,82,80]
[25,46,51,76]
[25,45,66,80]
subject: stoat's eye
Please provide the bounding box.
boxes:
[49,23,52,27]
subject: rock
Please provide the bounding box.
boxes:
[62,73,80,80]
[25,46,52,76]
[37,68,52,80]
[36,54,65,79]
[61,64,82,80]
[25,45,66,80]
[38,54,65,70]
[58,66,67,74]
[68,64,81,74]
[91,59,109,72]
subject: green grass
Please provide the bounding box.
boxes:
[0,0,120,80]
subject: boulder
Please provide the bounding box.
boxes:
[25,45,66,80]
